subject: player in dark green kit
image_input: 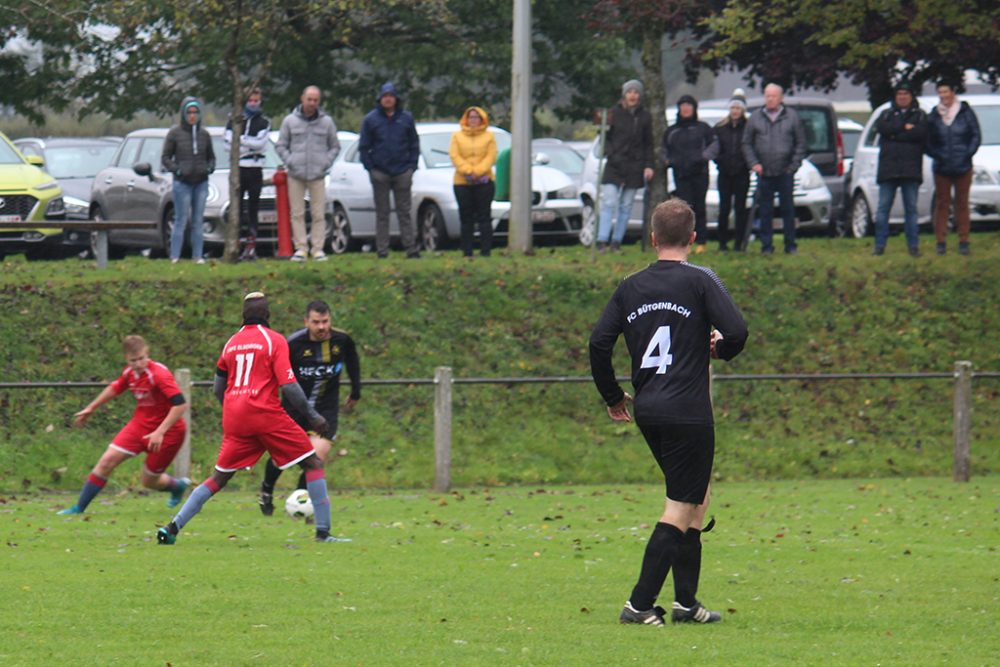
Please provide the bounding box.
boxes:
[259,300,361,515]
[590,199,748,627]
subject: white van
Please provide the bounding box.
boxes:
[846,94,1000,238]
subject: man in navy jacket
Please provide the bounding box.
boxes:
[359,82,422,259]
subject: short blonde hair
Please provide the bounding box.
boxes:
[122,335,147,356]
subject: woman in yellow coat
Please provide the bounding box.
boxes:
[449,106,498,257]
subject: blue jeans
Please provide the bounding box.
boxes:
[756,172,796,251]
[874,180,919,249]
[597,183,638,244]
[170,180,208,260]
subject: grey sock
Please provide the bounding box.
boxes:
[172,483,215,530]
[306,476,331,534]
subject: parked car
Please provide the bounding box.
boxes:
[90,127,288,256]
[0,130,66,260]
[834,118,865,231]
[532,138,593,243]
[14,136,121,252]
[847,94,1000,238]
[325,123,582,253]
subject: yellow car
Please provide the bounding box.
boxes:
[0,130,66,260]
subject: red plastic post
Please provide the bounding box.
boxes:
[273,168,293,258]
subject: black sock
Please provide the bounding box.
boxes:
[629,522,684,611]
[296,472,307,491]
[672,527,702,608]
[261,458,283,494]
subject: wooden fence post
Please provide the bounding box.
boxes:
[434,366,453,493]
[174,368,192,480]
[952,361,972,482]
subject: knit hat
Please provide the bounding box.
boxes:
[622,79,644,97]
[677,94,698,110]
[894,81,915,94]
[728,88,747,111]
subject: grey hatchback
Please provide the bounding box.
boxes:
[89,127,284,256]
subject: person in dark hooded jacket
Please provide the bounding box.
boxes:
[662,95,718,252]
[713,90,751,251]
[872,82,928,257]
[162,97,215,263]
[358,82,421,259]
[926,81,981,255]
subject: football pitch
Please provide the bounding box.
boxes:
[2,477,997,666]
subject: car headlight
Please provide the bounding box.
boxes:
[555,185,577,199]
[36,180,60,191]
[799,168,824,190]
[63,196,89,217]
[44,196,66,217]
[206,183,220,204]
[972,167,995,185]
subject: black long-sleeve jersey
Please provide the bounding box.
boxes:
[589,260,748,425]
[282,327,361,433]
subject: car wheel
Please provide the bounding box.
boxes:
[419,202,448,251]
[161,205,177,256]
[849,194,872,238]
[578,197,596,246]
[329,205,353,254]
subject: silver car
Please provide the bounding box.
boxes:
[90,127,284,255]
[847,94,1000,238]
[325,123,582,253]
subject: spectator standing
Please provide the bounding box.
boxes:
[162,97,215,264]
[742,83,806,255]
[224,87,271,262]
[872,82,928,257]
[589,199,748,627]
[449,106,498,257]
[275,85,340,262]
[597,79,654,253]
[662,95,718,254]
[713,90,751,252]
[926,81,981,255]
[359,82,422,259]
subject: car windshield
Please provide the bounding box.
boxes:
[420,130,512,168]
[0,141,25,165]
[977,106,1000,145]
[534,146,584,175]
[212,136,282,169]
[42,145,120,178]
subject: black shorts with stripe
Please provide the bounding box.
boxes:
[638,423,714,504]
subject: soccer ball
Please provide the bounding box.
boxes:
[284,489,314,519]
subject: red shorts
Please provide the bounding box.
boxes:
[110,419,187,474]
[215,413,314,472]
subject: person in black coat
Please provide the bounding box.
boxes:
[872,82,928,257]
[598,79,655,252]
[926,81,981,255]
[713,90,751,251]
[662,95,719,253]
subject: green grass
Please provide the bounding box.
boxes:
[2,477,998,665]
[1,233,999,491]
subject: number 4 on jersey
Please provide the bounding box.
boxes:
[640,326,673,374]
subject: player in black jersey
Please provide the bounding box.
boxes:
[590,198,748,627]
[259,300,361,515]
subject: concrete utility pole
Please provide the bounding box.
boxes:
[509,0,533,253]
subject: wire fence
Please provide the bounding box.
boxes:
[2,363,996,490]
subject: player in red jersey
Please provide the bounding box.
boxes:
[58,336,190,515]
[158,292,350,544]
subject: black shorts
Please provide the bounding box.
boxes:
[290,410,338,439]
[638,423,714,504]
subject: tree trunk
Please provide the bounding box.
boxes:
[641,28,667,238]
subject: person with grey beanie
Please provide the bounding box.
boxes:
[597,79,655,252]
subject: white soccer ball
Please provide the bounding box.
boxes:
[284,489,314,519]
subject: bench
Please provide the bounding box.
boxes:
[0,220,157,269]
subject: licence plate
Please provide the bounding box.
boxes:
[0,215,22,222]
[258,211,279,223]
[531,210,556,223]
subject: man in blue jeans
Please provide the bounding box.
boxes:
[742,84,806,255]
[162,97,215,263]
[597,79,654,253]
[872,82,928,257]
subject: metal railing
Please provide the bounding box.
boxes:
[2,362,996,490]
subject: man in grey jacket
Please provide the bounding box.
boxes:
[276,86,340,261]
[742,83,806,255]
[162,97,216,263]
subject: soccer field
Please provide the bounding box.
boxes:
[2,477,997,666]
